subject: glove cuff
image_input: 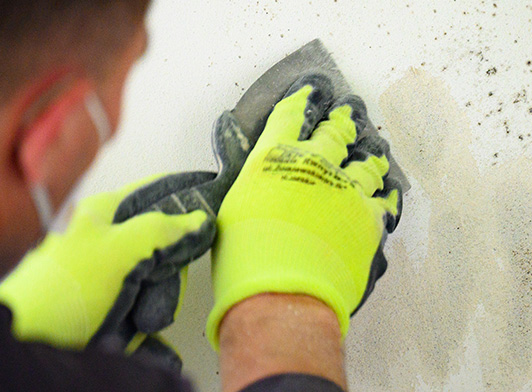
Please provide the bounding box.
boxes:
[206,219,364,351]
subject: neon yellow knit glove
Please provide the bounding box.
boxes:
[0,175,214,350]
[206,75,403,349]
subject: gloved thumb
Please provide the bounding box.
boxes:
[113,210,214,266]
[70,173,171,226]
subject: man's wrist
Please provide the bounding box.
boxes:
[218,293,346,392]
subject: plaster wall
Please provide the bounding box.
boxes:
[77,1,532,391]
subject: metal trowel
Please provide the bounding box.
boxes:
[232,38,410,192]
[116,38,410,225]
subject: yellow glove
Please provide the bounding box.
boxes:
[206,75,403,349]
[0,175,214,349]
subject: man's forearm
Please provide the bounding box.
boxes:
[219,293,347,392]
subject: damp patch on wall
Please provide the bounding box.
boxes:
[344,68,532,392]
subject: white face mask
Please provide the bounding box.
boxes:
[29,91,112,232]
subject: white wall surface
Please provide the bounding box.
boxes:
[77,1,532,391]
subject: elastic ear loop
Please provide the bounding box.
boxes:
[84,91,112,145]
[30,91,112,231]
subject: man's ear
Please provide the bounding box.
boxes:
[15,77,102,208]
[18,79,91,183]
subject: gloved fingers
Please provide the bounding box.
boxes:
[285,74,335,141]
[114,210,213,262]
[346,133,391,165]
[91,208,211,345]
[343,156,389,197]
[255,74,333,148]
[151,211,215,270]
[114,211,213,334]
[373,177,403,233]
[343,94,368,136]
[301,95,364,166]
[342,135,391,196]
[72,173,171,225]
[131,334,183,375]
[131,271,182,334]
[88,257,156,348]
[114,171,218,223]
[131,262,188,333]
[173,265,188,321]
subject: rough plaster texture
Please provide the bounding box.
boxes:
[75,1,531,391]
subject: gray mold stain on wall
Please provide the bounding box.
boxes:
[345,69,532,392]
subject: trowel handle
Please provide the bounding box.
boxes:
[114,111,251,222]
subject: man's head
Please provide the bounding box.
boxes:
[0,0,152,272]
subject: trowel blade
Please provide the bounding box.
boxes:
[232,39,411,192]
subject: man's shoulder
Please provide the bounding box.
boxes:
[0,303,188,392]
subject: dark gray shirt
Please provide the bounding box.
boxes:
[0,304,343,392]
